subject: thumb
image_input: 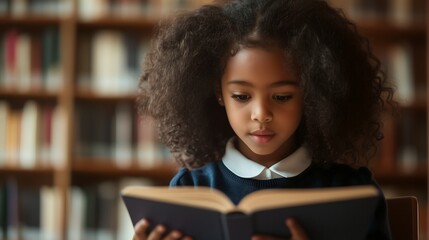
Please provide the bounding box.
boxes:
[286,218,308,240]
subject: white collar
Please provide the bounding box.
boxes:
[222,138,311,179]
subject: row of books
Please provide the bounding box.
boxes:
[76,31,149,95]
[0,178,153,240]
[0,0,70,16]
[68,178,155,240]
[78,31,418,102]
[396,111,427,173]
[75,103,170,167]
[327,0,426,26]
[0,101,65,168]
[0,28,62,93]
[0,180,61,240]
[78,0,213,19]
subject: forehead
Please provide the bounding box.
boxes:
[222,47,297,85]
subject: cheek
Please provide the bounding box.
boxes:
[280,104,303,126]
[224,104,248,129]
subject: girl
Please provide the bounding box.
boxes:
[134,0,394,239]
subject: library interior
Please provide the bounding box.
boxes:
[0,0,427,239]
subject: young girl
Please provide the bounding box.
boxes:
[134,0,394,239]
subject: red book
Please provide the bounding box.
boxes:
[4,30,19,88]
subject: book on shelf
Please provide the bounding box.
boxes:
[386,43,414,106]
[114,103,133,167]
[66,179,155,240]
[0,181,65,240]
[0,101,9,164]
[5,109,21,165]
[121,185,379,240]
[0,101,62,168]
[1,28,61,92]
[89,30,147,95]
[19,101,40,168]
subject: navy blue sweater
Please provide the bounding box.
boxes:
[170,161,392,239]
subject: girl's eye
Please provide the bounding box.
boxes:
[273,95,292,102]
[231,94,250,102]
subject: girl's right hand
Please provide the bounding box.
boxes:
[133,219,193,240]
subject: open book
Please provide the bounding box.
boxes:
[121,185,379,240]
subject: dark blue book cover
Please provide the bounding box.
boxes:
[121,185,379,240]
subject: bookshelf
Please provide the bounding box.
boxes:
[0,0,427,239]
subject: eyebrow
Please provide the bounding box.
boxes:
[227,80,298,87]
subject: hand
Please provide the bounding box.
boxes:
[133,219,193,240]
[252,218,308,240]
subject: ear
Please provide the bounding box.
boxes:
[214,83,224,106]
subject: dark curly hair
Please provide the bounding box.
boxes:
[137,0,395,169]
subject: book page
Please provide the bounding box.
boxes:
[238,185,379,213]
[122,186,236,213]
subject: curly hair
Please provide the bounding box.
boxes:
[137,0,395,169]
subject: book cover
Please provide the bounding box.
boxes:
[121,185,379,240]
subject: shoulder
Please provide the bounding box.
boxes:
[308,163,374,186]
[169,161,221,186]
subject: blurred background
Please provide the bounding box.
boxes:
[0,0,427,239]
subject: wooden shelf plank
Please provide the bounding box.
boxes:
[74,89,137,102]
[77,16,158,29]
[72,160,178,185]
[0,15,63,26]
[357,20,426,40]
[373,168,427,187]
[0,89,58,101]
[0,166,55,186]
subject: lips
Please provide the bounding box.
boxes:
[250,129,275,143]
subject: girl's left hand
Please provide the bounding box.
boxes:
[251,218,308,240]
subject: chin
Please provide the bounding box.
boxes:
[248,147,276,156]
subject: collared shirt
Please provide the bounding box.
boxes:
[222,138,311,180]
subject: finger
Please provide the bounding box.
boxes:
[182,236,193,240]
[163,230,182,240]
[134,219,150,240]
[286,218,308,240]
[251,235,284,240]
[147,224,166,240]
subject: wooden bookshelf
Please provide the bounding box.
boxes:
[72,161,177,185]
[0,0,427,239]
[0,166,55,186]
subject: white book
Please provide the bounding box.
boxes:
[50,106,66,167]
[78,0,109,19]
[387,44,414,106]
[19,101,40,168]
[92,31,126,94]
[11,0,28,16]
[115,103,133,167]
[17,33,31,91]
[40,186,60,240]
[0,101,9,165]
[67,187,86,240]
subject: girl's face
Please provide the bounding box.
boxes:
[220,47,303,167]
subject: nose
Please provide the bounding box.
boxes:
[251,99,273,123]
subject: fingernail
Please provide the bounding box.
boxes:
[171,231,182,238]
[136,219,149,230]
[156,225,165,232]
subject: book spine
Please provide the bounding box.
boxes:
[222,212,252,240]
